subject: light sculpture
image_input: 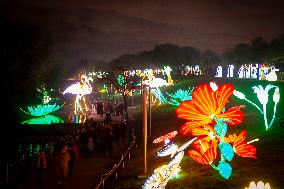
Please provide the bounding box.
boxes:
[265,67,279,81]
[245,181,271,189]
[150,87,194,107]
[184,65,203,75]
[142,151,184,189]
[153,131,178,144]
[227,65,234,78]
[151,88,168,104]
[117,74,125,86]
[142,137,197,189]
[166,88,194,106]
[215,66,222,77]
[233,84,280,130]
[144,77,169,88]
[20,103,64,117]
[164,66,174,85]
[156,142,179,157]
[63,74,92,114]
[176,83,257,179]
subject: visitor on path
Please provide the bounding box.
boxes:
[87,137,94,157]
[56,145,70,184]
[68,143,79,176]
[105,123,114,158]
[36,150,47,184]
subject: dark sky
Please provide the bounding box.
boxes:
[1,0,284,65]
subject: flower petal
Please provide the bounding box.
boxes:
[234,143,257,159]
[176,100,210,122]
[215,84,234,114]
[216,106,244,125]
[180,122,205,135]
[203,147,218,164]
[188,150,208,164]
[192,84,218,116]
[190,125,213,136]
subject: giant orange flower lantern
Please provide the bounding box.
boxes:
[176,83,257,179]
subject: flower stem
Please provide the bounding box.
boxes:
[210,163,219,171]
[244,98,263,114]
[263,104,269,130]
[268,102,278,129]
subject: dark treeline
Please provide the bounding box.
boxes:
[108,35,284,71]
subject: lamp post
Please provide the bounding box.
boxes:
[149,87,152,137]
[143,85,147,174]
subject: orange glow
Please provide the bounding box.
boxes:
[226,130,257,159]
[153,131,178,144]
[176,84,243,135]
[188,140,218,165]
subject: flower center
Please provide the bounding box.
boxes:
[208,132,215,139]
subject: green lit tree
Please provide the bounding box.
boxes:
[101,63,141,120]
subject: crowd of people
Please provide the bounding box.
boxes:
[93,99,125,117]
[3,114,131,187]
[79,117,128,158]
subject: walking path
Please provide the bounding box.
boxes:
[20,153,116,189]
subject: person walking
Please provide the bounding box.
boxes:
[36,150,47,184]
[56,145,70,184]
[68,143,79,176]
[87,137,94,158]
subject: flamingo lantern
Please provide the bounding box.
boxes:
[63,74,92,114]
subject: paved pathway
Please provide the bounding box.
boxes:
[18,154,115,189]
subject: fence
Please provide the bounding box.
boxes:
[94,137,136,189]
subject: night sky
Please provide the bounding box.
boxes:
[1,0,284,66]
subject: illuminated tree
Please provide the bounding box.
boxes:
[101,63,141,120]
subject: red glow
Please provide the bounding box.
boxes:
[188,140,218,164]
[176,84,243,135]
[226,130,257,159]
[153,131,178,144]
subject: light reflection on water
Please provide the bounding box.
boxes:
[18,143,53,159]
[21,114,87,124]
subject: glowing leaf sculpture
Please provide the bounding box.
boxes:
[218,161,232,179]
[233,84,280,130]
[20,103,64,117]
[166,88,194,106]
[218,142,234,161]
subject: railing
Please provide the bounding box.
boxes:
[94,137,136,189]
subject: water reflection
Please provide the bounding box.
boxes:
[18,143,52,159]
[21,115,64,124]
